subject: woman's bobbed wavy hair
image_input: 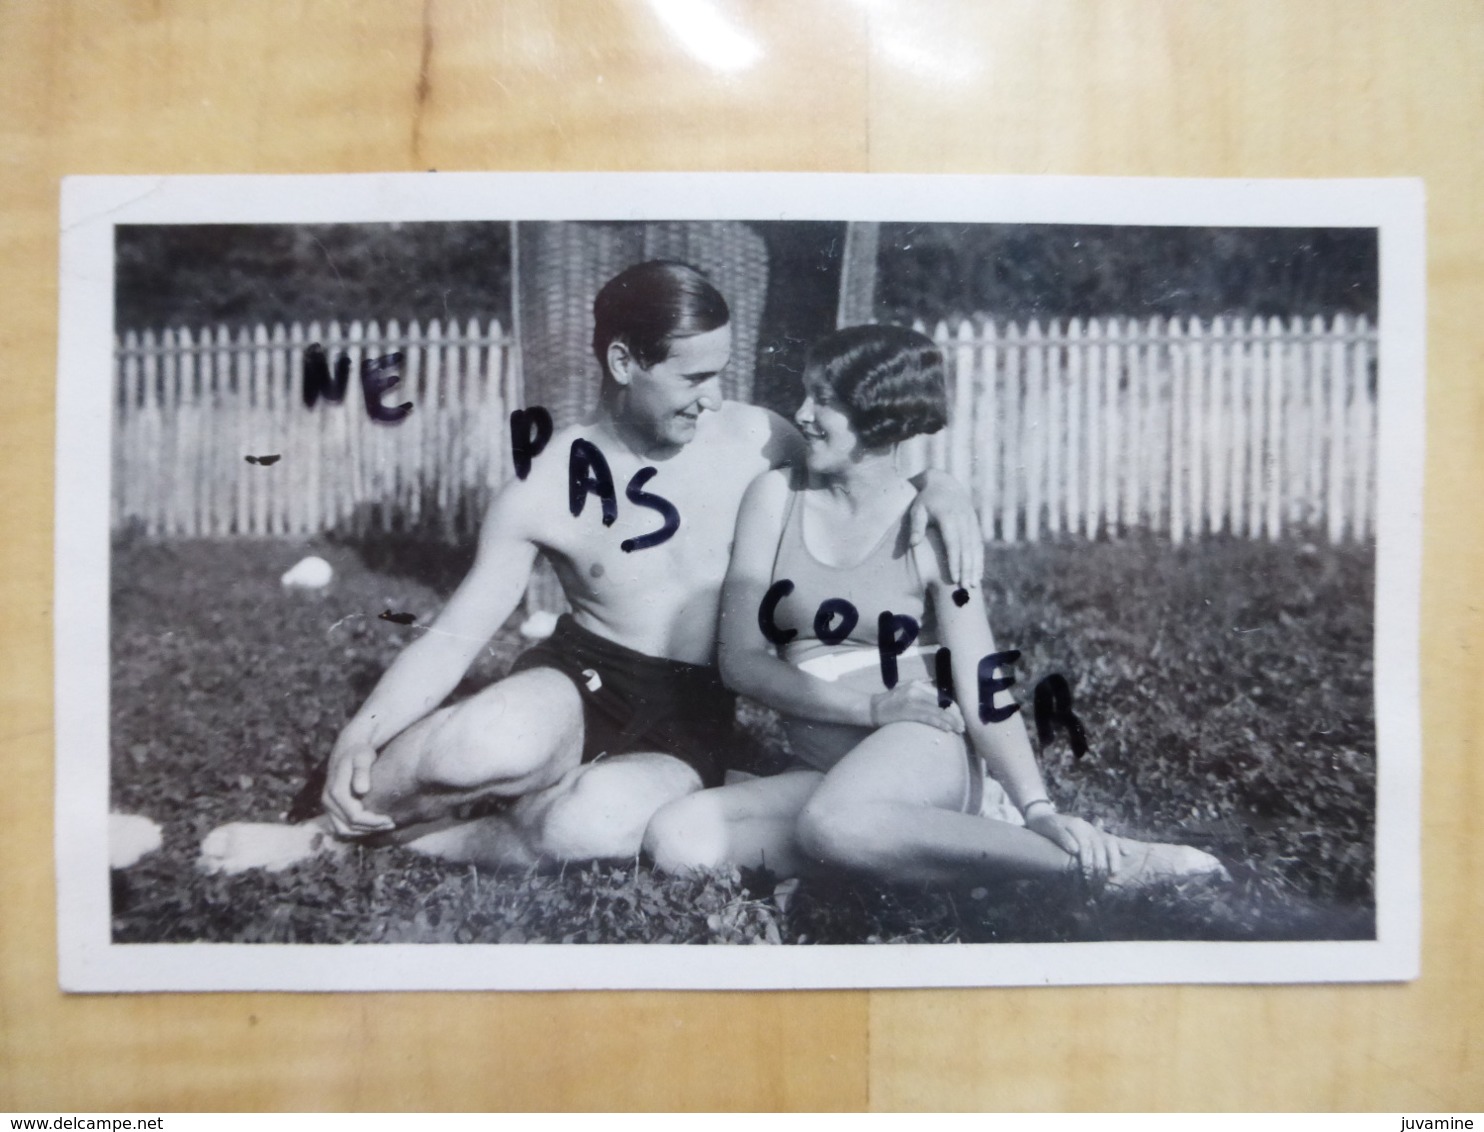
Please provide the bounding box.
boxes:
[806,324,948,449]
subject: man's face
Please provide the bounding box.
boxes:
[619,323,732,451]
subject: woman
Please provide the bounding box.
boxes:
[644,325,1227,889]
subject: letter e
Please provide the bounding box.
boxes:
[360,352,413,423]
[977,650,1022,723]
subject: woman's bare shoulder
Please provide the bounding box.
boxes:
[742,465,796,510]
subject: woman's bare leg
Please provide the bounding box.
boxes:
[796,722,1075,886]
[644,769,824,877]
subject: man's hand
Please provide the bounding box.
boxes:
[1027,811,1120,882]
[321,729,396,837]
[908,470,985,589]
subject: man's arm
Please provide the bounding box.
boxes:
[906,467,984,591]
[321,484,541,835]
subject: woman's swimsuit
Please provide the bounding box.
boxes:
[767,478,1018,821]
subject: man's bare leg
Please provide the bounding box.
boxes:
[358,667,586,826]
[201,667,703,873]
[411,751,704,868]
[199,668,581,874]
[362,667,704,867]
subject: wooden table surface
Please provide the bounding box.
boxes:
[2,0,1480,1112]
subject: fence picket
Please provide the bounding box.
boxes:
[1001,322,1023,542]
[469,317,491,533]
[1263,316,1284,540]
[1024,321,1045,541]
[1065,319,1084,537]
[1189,317,1208,537]
[1348,316,1373,543]
[950,319,975,489]
[1084,319,1103,538]
[972,319,999,538]
[1358,318,1377,540]
[1326,313,1350,544]
[1171,319,1190,543]
[119,331,140,530]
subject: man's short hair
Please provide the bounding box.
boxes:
[592,261,731,380]
[806,324,948,449]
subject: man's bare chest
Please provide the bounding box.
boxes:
[530,437,760,586]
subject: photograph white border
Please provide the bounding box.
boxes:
[55,172,1424,991]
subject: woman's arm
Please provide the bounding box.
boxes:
[920,533,1118,877]
[717,472,961,733]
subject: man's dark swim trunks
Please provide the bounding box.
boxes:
[509,613,737,788]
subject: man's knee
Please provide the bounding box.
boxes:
[416,677,582,796]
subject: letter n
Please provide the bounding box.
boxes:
[302,344,352,407]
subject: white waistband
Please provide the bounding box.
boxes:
[795,644,931,683]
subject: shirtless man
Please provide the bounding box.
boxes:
[310,261,981,868]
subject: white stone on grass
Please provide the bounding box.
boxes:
[280,556,334,589]
[109,812,163,869]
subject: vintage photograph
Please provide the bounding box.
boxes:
[55,174,1423,990]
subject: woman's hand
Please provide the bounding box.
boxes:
[1026,810,1120,881]
[870,680,965,733]
[321,728,397,837]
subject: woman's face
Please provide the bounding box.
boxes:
[794,369,861,474]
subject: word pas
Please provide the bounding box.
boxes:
[510,408,680,553]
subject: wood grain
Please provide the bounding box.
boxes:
[2,0,1480,1112]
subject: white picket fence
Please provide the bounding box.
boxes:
[113,313,1377,544]
[114,319,519,541]
[903,313,1376,544]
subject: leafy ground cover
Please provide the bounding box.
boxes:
[109,531,1375,944]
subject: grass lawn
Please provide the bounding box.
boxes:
[109,531,1376,945]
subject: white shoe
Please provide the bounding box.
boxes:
[197,818,345,875]
[1107,840,1230,890]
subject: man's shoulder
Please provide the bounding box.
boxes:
[707,401,776,442]
[481,424,585,524]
